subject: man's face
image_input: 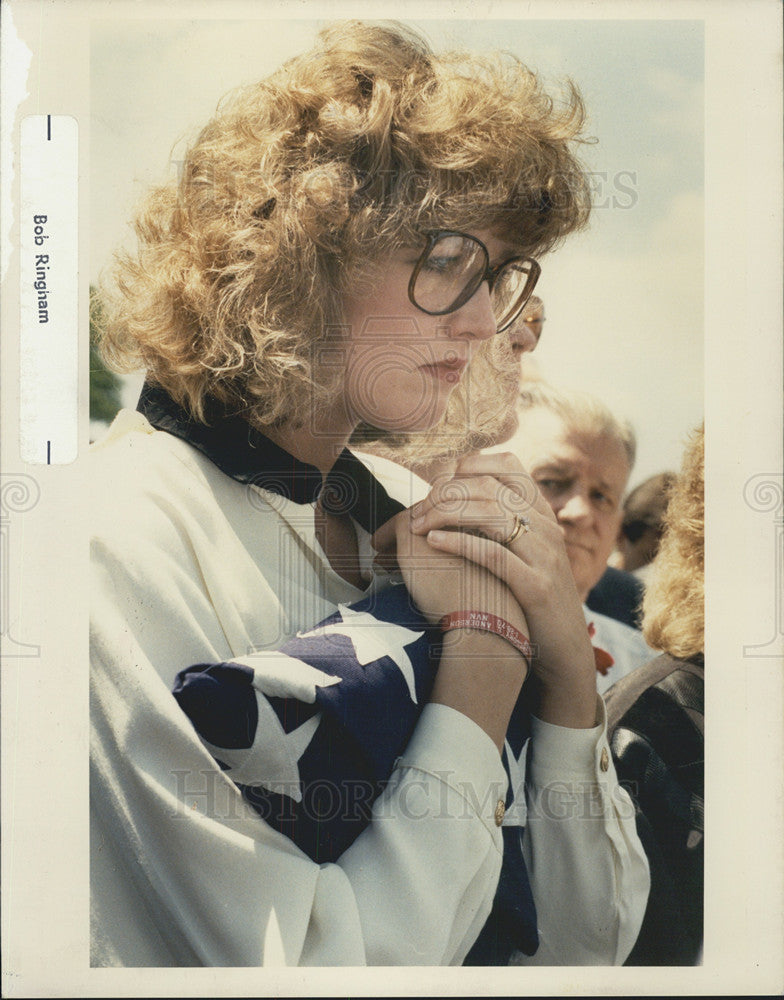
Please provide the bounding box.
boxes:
[513,408,631,600]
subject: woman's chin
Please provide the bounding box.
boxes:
[354,393,452,436]
[364,413,447,436]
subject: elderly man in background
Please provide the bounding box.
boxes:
[493,383,655,693]
[506,296,645,631]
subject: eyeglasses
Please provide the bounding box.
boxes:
[408,230,541,334]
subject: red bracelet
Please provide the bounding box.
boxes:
[439,611,534,662]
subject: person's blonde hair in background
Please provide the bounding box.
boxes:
[604,424,704,964]
[642,427,704,657]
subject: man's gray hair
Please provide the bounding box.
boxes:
[517,381,636,470]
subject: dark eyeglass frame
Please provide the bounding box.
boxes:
[407,230,541,334]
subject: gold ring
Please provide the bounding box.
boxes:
[503,514,530,546]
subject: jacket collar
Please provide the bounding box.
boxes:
[137,381,404,533]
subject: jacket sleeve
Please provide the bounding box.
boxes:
[606,657,705,964]
[511,698,651,965]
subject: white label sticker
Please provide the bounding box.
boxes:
[19,115,79,465]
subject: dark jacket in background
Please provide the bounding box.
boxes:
[605,653,704,965]
[587,566,645,630]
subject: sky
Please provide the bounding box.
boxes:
[90,15,704,487]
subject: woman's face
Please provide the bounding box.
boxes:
[340,230,535,433]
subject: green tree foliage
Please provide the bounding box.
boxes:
[90,287,123,424]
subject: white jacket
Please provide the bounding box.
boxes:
[90,407,649,966]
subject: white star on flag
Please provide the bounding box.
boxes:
[199,703,323,803]
[501,738,529,826]
[303,605,425,704]
[234,650,341,703]
[285,712,322,764]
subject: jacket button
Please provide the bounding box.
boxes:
[494,799,506,826]
[600,747,609,772]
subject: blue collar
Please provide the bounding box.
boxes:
[137,381,404,532]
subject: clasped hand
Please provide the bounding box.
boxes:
[372,453,598,730]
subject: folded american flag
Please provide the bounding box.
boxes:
[173,582,538,961]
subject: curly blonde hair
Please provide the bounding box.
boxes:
[98,20,591,428]
[642,425,705,658]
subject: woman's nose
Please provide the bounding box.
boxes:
[450,281,497,342]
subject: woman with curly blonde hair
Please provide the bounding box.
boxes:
[605,425,705,964]
[91,21,648,967]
